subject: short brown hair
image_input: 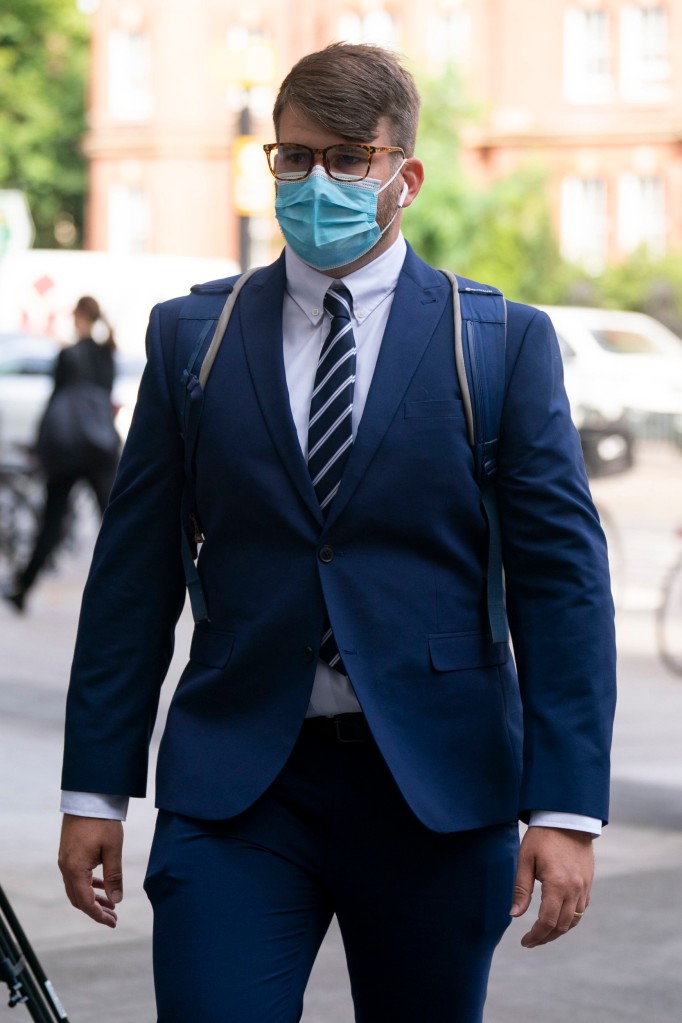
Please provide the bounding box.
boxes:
[273,43,421,156]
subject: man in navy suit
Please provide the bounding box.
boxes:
[58,43,616,1022]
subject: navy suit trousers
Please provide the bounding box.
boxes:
[144,723,519,1023]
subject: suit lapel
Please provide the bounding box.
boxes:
[233,247,450,530]
[326,246,451,528]
[237,254,324,525]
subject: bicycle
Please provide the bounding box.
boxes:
[656,527,682,676]
[0,441,105,579]
[0,883,70,1020]
[0,457,42,576]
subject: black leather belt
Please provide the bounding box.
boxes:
[302,713,372,743]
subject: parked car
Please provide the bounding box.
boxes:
[0,332,144,462]
[1,311,655,481]
[555,335,634,478]
[540,305,682,451]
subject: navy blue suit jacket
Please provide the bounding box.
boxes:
[62,244,616,832]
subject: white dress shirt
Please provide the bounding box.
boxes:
[61,236,601,835]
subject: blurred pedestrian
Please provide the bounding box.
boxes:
[2,296,120,613]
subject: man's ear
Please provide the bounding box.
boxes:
[400,157,425,209]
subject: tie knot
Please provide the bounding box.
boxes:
[324,284,352,322]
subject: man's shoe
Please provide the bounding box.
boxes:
[2,586,25,613]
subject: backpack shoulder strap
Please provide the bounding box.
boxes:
[440,270,508,644]
[439,271,507,478]
[180,263,509,639]
[179,266,263,622]
[196,267,263,389]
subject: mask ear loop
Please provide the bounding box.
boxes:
[378,161,409,231]
[377,158,407,195]
[378,181,410,241]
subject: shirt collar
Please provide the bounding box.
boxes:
[284,234,407,327]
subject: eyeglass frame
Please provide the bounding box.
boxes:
[263,142,406,182]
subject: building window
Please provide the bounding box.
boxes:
[560,176,609,271]
[563,6,613,103]
[617,174,666,254]
[108,185,151,254]
[108,29,153,122]
[620,5,671,100]
[425,2,472,71]
[337,9,399,48]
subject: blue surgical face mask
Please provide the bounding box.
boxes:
[275,162,407,271]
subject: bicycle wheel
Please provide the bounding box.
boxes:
[656,558,682,676]
[0,480,38,574]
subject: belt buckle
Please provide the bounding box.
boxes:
[333,715,367,743]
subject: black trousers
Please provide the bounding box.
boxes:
[145,719,518,1023]
[17,456,117,594]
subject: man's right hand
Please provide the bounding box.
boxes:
[58,814,124,928]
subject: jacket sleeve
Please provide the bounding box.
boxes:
[496,304,617,824]
[61,300,188,796]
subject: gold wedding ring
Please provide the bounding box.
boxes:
[573,910,586,918]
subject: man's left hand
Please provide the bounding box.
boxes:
[510,826,594,948]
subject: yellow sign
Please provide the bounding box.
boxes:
[222,30,275,89]
[233,136,274,217]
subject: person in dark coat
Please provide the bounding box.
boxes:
[3,296,119,612]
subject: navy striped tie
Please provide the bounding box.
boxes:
[308,285,356,674]
[308,285,356,514]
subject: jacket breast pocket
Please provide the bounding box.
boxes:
[189,626,235,668]
[404,399,464,419]
[429,631,508,672]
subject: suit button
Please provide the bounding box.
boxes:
[319,545,334,563]
[302,646,315,663]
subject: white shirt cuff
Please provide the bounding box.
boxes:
[60,790,129,821]
[57,798,602,835]
[528,810,602,836]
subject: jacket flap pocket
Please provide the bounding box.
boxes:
[404,399,464,419]
[429,632,507,672]
[189,627,235,668]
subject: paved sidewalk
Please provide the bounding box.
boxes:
[1,442,681,1021]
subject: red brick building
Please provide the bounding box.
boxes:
[82,0,682,271]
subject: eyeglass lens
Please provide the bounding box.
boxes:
[270,144,370,181]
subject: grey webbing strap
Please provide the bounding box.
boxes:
[182,266,262,623]
[441,269,475,446]
[480,484,507,642]
[198,266,263,390]
[440,268,508,644]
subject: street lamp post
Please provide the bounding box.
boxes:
[238,103,252,271]
[224,29,275,271]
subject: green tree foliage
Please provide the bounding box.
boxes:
[401,70,475,272]
[404,67,682,326]
[403,68,682,328]
[462,168,565,303]
[567,249,682,336]
[404,69,571,304]
[0,0,89,247]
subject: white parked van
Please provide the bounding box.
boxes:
[0,249,239,357]
[540,305,682,446]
